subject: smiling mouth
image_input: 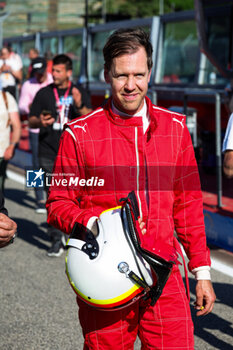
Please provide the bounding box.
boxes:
[122,94,138,100]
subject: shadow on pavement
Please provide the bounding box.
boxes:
[12,217,49,251]
[189,278,233,350]
[5,188,38,210]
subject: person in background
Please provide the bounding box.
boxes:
[0,89,21,193]
[19,57,53,213]
[222,111,233,177]
[27,48,39,78]
[0,190,17,248]
[0,45,23,98]
[222,79,233,177]
[46,28,216,349]
[29,54,92,257]
[44,51,53,75]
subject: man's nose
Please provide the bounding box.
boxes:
[125,76,136,91]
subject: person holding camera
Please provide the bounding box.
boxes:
[29,54,92,257]
[19,57,53,213]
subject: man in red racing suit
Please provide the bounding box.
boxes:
[47,28,216,349]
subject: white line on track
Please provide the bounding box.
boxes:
[210,259,233,277]
[7,169,25,185]
[180,243,233,278]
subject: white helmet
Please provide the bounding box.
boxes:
[65,192,176,310]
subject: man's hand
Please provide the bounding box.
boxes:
[138,218,147,235]
[0,213,17,248]
[195,280,216,316]
[72,86,82,108]
[4,144,15,161]
[223,150,233,178]
[72,86,92,115]
[40,113,55,128]
[1,63,11,72]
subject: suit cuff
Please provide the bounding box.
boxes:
[191,266,211,280]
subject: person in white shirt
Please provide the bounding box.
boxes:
[0,90,21,192]
[0,46,23,98]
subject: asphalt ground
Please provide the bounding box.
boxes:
[1,176,233,350]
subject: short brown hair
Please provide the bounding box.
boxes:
[103,27,153,72]
[53,54,72,71]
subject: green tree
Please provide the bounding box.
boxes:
[117,0,159,18]
[89,0,194,21]
[47,0,58,31]
[168,0,194,12]
[118,0,194,17]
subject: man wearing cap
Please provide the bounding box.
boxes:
[27,48,39,78]
[19,57,53,213]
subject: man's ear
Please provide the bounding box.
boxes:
[104,69,110,84]
[148,69,152,83]
[67,70,72,79]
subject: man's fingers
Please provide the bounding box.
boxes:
[194,294,204,312]
[0,233,15,247]
[138,218,146,235]
[43,114,52,120]
[195,300,210,316]
[195,280,216,316]
[41,114,55,126]
[0,227,16,241]
[196,301,214,316]
[0,214,17,235]
[72,86,81,97]
[0,214,15,228]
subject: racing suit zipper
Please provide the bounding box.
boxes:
[135,127,142,218]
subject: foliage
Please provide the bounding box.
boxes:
[88,0,195,21]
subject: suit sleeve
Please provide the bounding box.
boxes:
[46,127,103,234]
[173,124,211,271]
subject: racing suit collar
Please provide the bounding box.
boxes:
[111,99,147,118]
[104,96,157,134]
[112,100,150,134]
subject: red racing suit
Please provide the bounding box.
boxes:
[47,97,211,349]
